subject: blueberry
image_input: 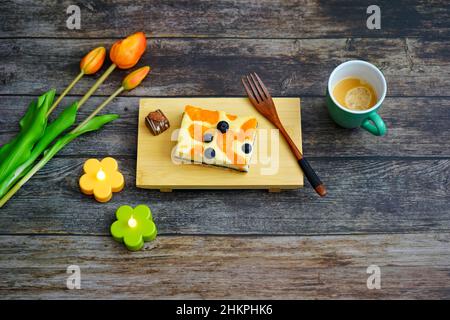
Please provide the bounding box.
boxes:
[203,132,214,143]
[204,147,216,159]
[242,143,252,154]
[217,121,229,133]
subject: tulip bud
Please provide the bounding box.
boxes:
[122,66,151,90]
[80,47,106,75]
[110,32,147,69]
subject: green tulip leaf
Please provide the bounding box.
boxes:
[0,102,78,197]
[0,90,55,182]
[0,100,37,163]
[43,114,119,160]
[0,89,56,163]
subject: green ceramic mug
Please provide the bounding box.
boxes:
[326,60,387,136]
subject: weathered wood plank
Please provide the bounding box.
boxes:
[0,38,449,97]
[1,96,449,157]
[0,233,449,299]
[0,158,448,235]
[0,0,449,39]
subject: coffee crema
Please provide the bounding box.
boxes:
[332,77,377,111]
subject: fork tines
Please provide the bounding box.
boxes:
[241,72,272,104]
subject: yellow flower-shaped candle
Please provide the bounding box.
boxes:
[110,205,157,251]
[79,157,124,202]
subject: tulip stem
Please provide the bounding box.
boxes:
[71,86,124,133]
[46,71,84,117]
[0,155,45,208]
[77,64,117,110]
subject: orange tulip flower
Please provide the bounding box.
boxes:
[47,46,107,116]
[48,32,148,116]
[110,32,147,69]
[122,66,151,90]
[80,46,106,75]
[76,32,147,112]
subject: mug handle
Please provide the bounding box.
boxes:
[361,112,386,136]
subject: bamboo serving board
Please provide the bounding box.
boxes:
[136,98,303,191]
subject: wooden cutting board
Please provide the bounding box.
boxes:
[136,98,303,191]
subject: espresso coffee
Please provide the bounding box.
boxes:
[332,77,377,111]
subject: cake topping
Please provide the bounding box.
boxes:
[203,132,214,143]
[241,118,258,131]
[204,147,216,159]
[242,143,252,154]
[217,121,229,134]
[185,105,219,124]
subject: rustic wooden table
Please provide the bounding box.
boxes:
[0,1,449,299]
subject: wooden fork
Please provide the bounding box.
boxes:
[242,72,327,197]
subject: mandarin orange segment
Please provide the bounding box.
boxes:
[188,124,210,142]
[226,113,237,120]
[185,105,219,124]
[241,118,258,132]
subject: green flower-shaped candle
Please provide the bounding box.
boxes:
[110,205,157,251]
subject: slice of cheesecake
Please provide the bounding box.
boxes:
[174,105,258,172]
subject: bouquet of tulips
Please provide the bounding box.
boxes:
[0,32,150,207]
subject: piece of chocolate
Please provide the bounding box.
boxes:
[145,109,170,136]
